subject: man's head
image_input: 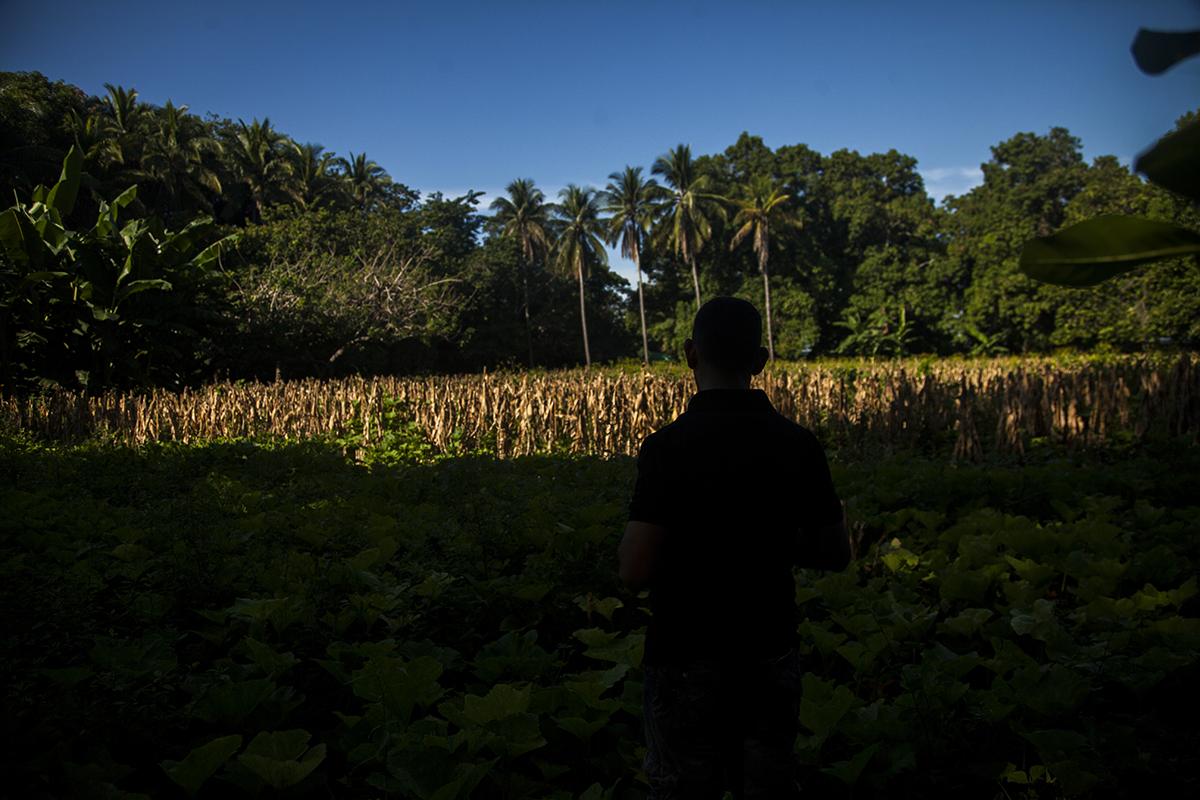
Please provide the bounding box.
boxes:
[684,297,769,387]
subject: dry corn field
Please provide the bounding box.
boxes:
[2,355,1197,460]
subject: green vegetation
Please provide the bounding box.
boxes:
[1018,26,1200,288]
[3,70,1197,396]
[2,427,1197,798]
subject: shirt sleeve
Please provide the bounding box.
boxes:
[793,428,849,570]
[802,429,843,528]
[628,434,670,526]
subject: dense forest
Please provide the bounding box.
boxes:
[2,70,1197,393]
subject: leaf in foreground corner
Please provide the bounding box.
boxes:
[1019,215,1200,286]
[1130,28,1200,75]
[1135,120,1200,202]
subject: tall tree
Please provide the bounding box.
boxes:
[603,166,662,365]
[336,151,392,213]
[729,175,793,363]
[651,143,725,308]
[100,83,146,167]
[224,117,295,223]
[291,143,340,209]
[490,178,553,366]
[553,185,608,367]
[141,100,223,220]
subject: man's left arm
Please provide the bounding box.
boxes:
[619,436,669,591]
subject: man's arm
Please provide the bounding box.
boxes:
[618,520,666,592]
[795,501,851,571]
[621,434,669,592]
[795,430,850,571]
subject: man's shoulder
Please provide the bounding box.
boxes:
[642,408,821,451]
[774,412,820,446]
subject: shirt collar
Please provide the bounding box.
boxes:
[686,388,775,414]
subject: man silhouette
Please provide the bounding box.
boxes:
[618,296,850,799]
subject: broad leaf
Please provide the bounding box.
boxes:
[1135,120,1200,202]
[115,278,173,305]
[44,145,83,217]
[1020,215,1200,286]
[238,729,326,790]
[1130,28,1200,75]
[821,742,879,786]
[161,735,242,797]
[463,682,531,725]
[0,209,32,265]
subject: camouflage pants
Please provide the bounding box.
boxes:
[642,646,804,800]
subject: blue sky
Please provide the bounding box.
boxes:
[3,0,1198,285]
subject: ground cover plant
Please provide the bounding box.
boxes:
[2,423,1197,799]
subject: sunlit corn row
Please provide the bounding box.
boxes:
[2,355,1196,459]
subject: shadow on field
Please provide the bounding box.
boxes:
[2,434,1199,799]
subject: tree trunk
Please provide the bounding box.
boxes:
[761,249,775,363]
[577,262,592,367]
[521,258,534,367]
[689,253,701,309]
[635,250,649,366]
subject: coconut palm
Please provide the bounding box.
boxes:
[99,83,147,166]
[552,185,609,367]
[67,109,122,173]
[224,117,295,222]
[292,143,340,209]
[651,144,725,309]
[490,178,553,367]
[336,151,392,212]
[729,176,796,363]
[141,100,224,219]
[603,166,663,365]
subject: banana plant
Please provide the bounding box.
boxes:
[0,145,237,393]
[1019,28,1200,286]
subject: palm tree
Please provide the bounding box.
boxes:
[100,83,146,166]
[67,108,122,173]
[490,178,553,367]
[729,175,794,363]
[651,144,725,309]
[225,117,295,222]
[292,143,340,209]
[141,100,224,219]
[336,151,392,212]
[553,185,609,367]
[603,166,662,365]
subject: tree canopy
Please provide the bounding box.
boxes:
[1,70,1196,393]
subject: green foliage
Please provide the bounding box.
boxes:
[2,429,1198,797]
[2,69,1198,384]
[0,146,236,392]
[1018,25,1200,295]
[161,735,243,797]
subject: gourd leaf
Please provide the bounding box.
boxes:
[238,729,325,790]
[1019,215,1200,286]
[463,682,530,725]
[821,742,879,786]
[161,735,242,797]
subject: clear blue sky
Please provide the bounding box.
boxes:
[3,0,1198,284]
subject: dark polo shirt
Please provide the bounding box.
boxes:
[628,387,844,667]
